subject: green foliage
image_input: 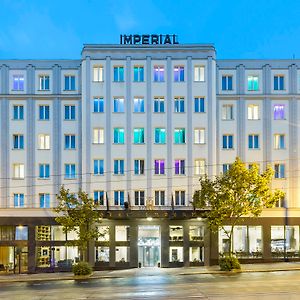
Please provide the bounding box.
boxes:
[193,157,285,255]
[73,261,93,276]
[54,186,103,261]
[219,256,241,271]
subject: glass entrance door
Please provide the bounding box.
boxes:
[15,247,28,274]
[138,225,160,267]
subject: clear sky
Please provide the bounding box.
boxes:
[0,0,300,59]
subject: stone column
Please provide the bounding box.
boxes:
[129,224,138,268]
[27,225,36,273]
[183,222,189,267]
[109,224,115,267]
[160,221,169,267]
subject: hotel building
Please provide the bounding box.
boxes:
[0,40,299,273]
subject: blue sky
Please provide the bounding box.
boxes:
[0,0,299,59]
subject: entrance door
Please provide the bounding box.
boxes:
[15,247,28,274]
[138,225,160,267]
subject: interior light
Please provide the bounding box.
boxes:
[147,217,153,221]
[197,217,202,221]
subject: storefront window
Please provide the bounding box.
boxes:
[115,226,130,241]
[0,246,14,271]
[98,226,109,241]
[67,227,79,240]
[116,246,130,263]
[0,226,14,240]
[189,225,204,241]
[95,246,109,262]
[169,226,183,241]
[36,246,79,268]
[52,226,65,241]
[15,226,28,240]
[189,247,204,263]
[169,247,183,262]
[219,225,262,258]
[271,226,300,258]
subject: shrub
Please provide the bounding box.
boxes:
[72,261,93,276]
[219,256,241,271]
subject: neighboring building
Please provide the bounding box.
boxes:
[0,41,299,273]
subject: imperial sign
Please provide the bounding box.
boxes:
[120,34,179,45]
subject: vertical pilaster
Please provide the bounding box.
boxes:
[26,64,35,94]
[160,220,169,267]
[236,64,245,95]
[0,99,9,207]
[146,56,152,199]
[129,224,138,267]
[126,57,132,197]
[183,222,189,267]
[186,57,193,205]
[1,64,9,94]
[166,56,173,203]
[85,56,91,194]
[109,224,115,267]
[27,225,36,273]
[263,97,272,168]
[262,224,271,260]
[105,57,112,202]
[237,97,245,160]
[53,98,61,202]
[26,98,35,207]
[203,222,211,266]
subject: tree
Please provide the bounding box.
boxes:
[193,158,284,259]
[54,186,103,262]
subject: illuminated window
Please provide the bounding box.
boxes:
[247,75,259,91]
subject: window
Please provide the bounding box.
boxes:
[174,66,184,82]
[155,191,165,206]
[222,104,233,120]
[40,193,50,208]
[174,128,185,144]
[64,75,75,91]
[94,159,104,175]
[154,128,166,144]
[274,164,285,179]
[175,191,185,206]
[154,66,164,82]
[194,66,205,82]
[134,159,144,175]
[39,105,50,120]
[39,75,50,90]
[93,98,104,113]
[39,164,50,179]
[195,159,206,175]
[154,97,165,113]
[247,104,259,120]
[133,98,144,112]
[275,196,286,208]
[175,159,185,175]
[113,98,125,112]
[134,191,145,205]
[65,164,76,179]
[248,134,259,149]
[114,191,124,206]
[93,128,104,144]
[65,135,76,149]
[247,75,259,91]
[174,97,184,112]
[113,128,125,144]
[274,75,284,90]
[222,75,233,91]
[13,75,24,91]
[222,135,233,149]
[94,191,104,205]
[38,134,50,150]
[274,134,285,149]
[114,159,124,175]
[14,193,24,208]
[64,105,75,120]
[274,104,285,120]
[223,164,231,173]
[93,66,104,82]
[13,164,25,179]
[194,97,205,113]
[113,66,124,82]
[194,129,205,144]
[133,128,144,144]
[13,134,24,149]
[133,66,144,82]
[154,159,165,175]
[13,105,24,120]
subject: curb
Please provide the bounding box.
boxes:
[1,267,300,284]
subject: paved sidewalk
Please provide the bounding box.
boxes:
[1,262,300,283]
